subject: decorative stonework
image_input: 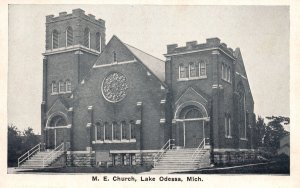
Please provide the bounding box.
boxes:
[101,72,128,103]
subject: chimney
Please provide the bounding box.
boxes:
[88,14,95,19]
[46,15,54,22]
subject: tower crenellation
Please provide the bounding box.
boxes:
[166,37,235,57]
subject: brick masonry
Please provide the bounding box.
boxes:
[41,9,258,167]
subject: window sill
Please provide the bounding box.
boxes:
[240,138,248,141]
[92,139,136,144]
[51,91,72,95]
[178,76,207,81]
[225,136,232,139]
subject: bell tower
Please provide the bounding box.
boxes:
[41,8,106,144]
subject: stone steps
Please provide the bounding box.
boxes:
[19,150,64,169]
[151,148,210,173]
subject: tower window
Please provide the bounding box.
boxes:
[179,64,187,79]
[96,32,101,52]
[52,30,59,49]
[84,28,90,48]
[200,61,206,76]
[58,80,65,93]
[51,81,58,94]
[66,27,73,47]
[189,62,197,77]
[66,80,71,92]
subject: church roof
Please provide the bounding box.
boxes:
[124,42,165,83]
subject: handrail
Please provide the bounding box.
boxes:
[42,142,64,167]
[153,139,175,167]
[18,143,41,167]
[191,138,209,164]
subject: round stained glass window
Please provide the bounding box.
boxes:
[101,72,129,103]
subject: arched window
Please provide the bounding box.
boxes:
[189,62,197,77]
[84,28,90,48]
[200,60,206,77]
[96,32,101,52]
[58,80,65,93]
[228,67,231,82]
[237,83,246,139]
[179,64,187,79]
[66,27,73,47]
[52,30,59,49]
[51,81,58,94]
[66,80,71,92]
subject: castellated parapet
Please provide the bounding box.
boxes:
[166,37,236,58]
[46,8,105,28]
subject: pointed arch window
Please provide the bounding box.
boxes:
[237,83,247,139]
[66,80,71,92]
[96,32,101,52]
[66,27,73,47]
[52,29,59,49]
[84,28,90,48]
[51,81,58,94]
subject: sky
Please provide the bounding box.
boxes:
[8,5,290,134]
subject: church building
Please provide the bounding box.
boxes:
[37,9,258,169]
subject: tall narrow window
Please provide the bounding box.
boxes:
[225,115,228,137]
[130,121,135,139]
[51,81,58,93]
[228,67,231,82]
[179,64,187,79]
[189,62,196,77]
[113,51,117,62]
[200,61,206,76]
[113,122,119,140]
[84,28,90,48]
[96,32,101,52]
[121,121,126,139]
[237,83,246,139]
[104,122,110,140]
[95,122,101,141]
[66,80,71,92]
[228,116,231,137]
[52,30,59,49]
[58,80,65,93]
[66,27,73,47]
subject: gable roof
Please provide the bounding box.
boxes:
[123,42,165,83]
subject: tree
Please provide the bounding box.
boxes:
[22,127,40,151]
[263,116,289,154]
[255,116,266,147]
[7,125,41,167]
[7,124,22,167]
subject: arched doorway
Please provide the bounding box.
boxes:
[47,115,67,149]
[175,103,209,148]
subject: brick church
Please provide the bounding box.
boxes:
[36,9,258,169]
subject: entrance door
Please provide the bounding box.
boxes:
[177,105,206,148]
[47,115,67,149]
